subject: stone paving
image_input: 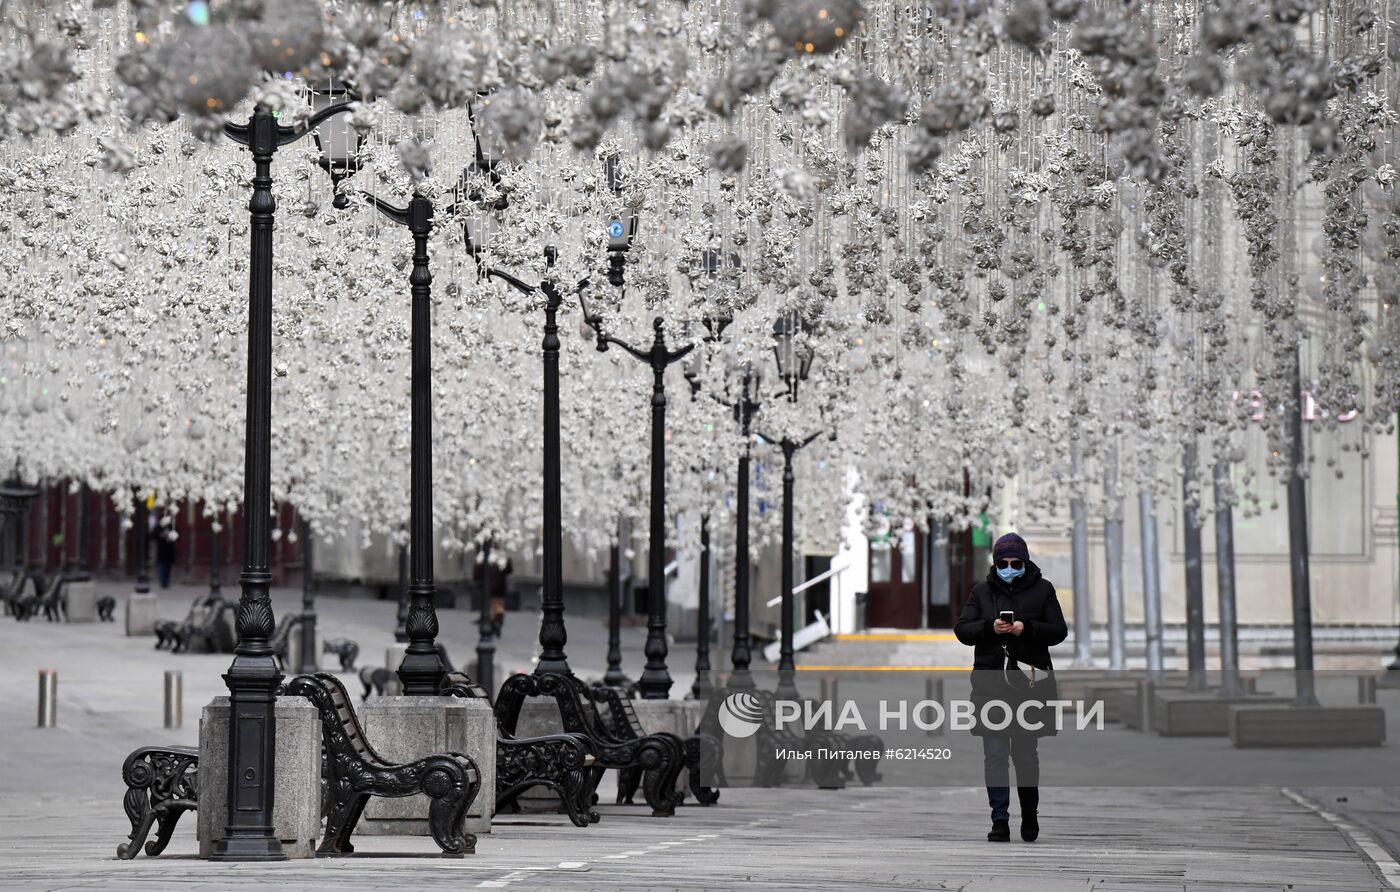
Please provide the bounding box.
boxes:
[1,583,1398,890]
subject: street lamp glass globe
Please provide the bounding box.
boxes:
[309,79,360,170]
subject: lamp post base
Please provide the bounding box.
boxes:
[636,666,672,700]
[534,658,571,676]
[602,668,632,689]
[209,833,287,862]
[727,668,755,690]
[775,669,799,702]
[691,671,714,700]
[397,647,448,697]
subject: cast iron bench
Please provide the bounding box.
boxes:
[268,611,303,668]
[1,571,30,617]
[440,672,599,827]
[495,671,685,816]
[718,688,882,788]
[286,671,481,856]
[155,594,221,650]
[323,637,360,671]
[34,573,67,621]
[8,572,43,621]
[177,597,235,654]
[116,745,199,859]
[590,683,721,806]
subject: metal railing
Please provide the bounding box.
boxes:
[765,563,849,608]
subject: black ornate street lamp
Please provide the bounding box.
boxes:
[0,478,38,579]
[215,94,356,863]
[709,365,762,691]
[458,219,576,677]
[580,221,737,701]
[579,314,693,700]
[681,249,742,698]
[692,514,714,699]
[75,482,91,581]
[309,80,452,693]
[209,511,223,598]
[297,516,317,675]
[758,311,819,701]
[475,540,498,699]
[603,517,629,687]
[730,372,762,691]
[455,99,591,678]
[354,191,450,695]
[132,491,150,595]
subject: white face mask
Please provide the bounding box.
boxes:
[996,565,1025,583]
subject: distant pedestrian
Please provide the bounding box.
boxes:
[953,532,1068,843]
[154,520,178,589]
[474,549,513,637]
[488,557,512,636]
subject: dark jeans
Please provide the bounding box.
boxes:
[157,561,172,589]
[983,734,1040,821]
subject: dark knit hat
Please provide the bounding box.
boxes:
[993,532,1029,562]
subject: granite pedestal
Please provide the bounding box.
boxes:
[1154,689,1276,736]
[1229,703,1387,747]
[357,696,496,836]
[507,698,576,812]
[125,593,157,636]
[197,697,322,859]
[1117,680,1189,731]
[287,627,318,674]
[64,579,97,622]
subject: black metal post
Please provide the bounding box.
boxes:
[394,539,409,643]
[213,108,295,862]
[75,482,90,580]
[209,513,222,598]
[1182,441,1207,691]
[641,323,674,700]
[1212,462,1240,696]
[0,480,38,576]
[1388,408,1400,680]
[1286,351,1318,706]
[465,243,576,677]
[476,541,496,699]
[777,440,799,700]
[693,514,713,699]
[390,194,447,696]
[604,519,628,687]
[584,317,693,700]
[729,374,758,690]
[759,428,823,700]
[297,517,317,675]
[536,277,569,674]
[133,493,150,595]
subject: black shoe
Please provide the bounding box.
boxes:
[987,819,1011,842]
[1021,813,1039,842]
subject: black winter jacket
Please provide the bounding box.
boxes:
[953,560,1069,737]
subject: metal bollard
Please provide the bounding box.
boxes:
[1358,675,1377,705]
[819,676,829,703]
[1138,678,1155,733]
[925,676,945,736]
[827,676,839,707]
[164,670,183,729]
[37,670,57,728]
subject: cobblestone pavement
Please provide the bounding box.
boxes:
[1,584,1398,891]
